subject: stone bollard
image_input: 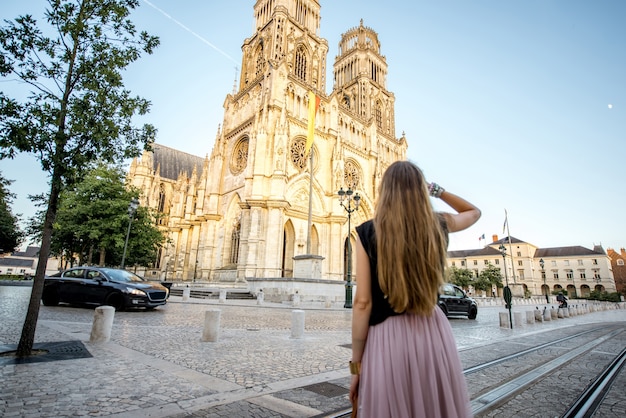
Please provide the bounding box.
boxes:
[513,312,523,327]
[293,291,300,307]
[201,309,221,342]
[551,308,558,320]
[558,308,564,318]
[534,309,543,322]
[182,286,190,302]
[563,308,569,318]
[526,310,535,325]
[90,306,115,343]
[499,312,509,328]
[543,307,551,321]
[291,309,305,339]
[219,290,227,303]
[257,289,264,305]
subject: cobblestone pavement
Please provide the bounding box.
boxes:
[1,284,625,417]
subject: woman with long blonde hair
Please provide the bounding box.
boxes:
[350,160,480,417]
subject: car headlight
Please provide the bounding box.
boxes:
[125,287,147,296]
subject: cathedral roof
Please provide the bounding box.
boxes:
[152,143,205,181]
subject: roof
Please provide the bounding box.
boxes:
[448,246,502,258]
[12,246,40,257]
[491,236,525,245]
[152,143,205,181]
[0,258,34,268]
[534,246,606,258]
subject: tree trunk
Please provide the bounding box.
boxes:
[16,173,61,357]
[99,247,106,266]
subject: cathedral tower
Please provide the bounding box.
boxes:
[129,1,407,297]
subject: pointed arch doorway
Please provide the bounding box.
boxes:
[282,220,295,277]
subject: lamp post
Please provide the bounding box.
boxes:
[338,187,361,309]
[540,258,548,303]
[121,197,139,269]
[499,244,513,329]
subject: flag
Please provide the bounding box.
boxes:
[479,234,485,241]
[305,91,320,155]
[502,209,508,234]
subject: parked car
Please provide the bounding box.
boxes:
[438,283,478,319]
[41,267,169,310]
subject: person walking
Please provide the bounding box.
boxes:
[350,160,481,418]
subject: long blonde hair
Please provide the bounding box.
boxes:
[373,161,448,315]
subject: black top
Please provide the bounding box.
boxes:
[355,216,448,326]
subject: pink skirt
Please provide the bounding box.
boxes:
[357,308,472,418]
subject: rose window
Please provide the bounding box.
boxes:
[230,138,249,174]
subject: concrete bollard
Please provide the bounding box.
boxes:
[219,290,227,303]
[551,308,558,320]
[293,292,300,307]
[526,310,535,324]
[534,309,543,322]
[257,290,264,305]
[182,287,190,302]
[499,312,509,328]
[513,312,523,327]
[543,307,551,321]
[558,308,564,318]
[201,309,221,342]
[291,309,305,338]
[563,308,569,318]
[89,306,115,343]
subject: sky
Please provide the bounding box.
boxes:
[1,0,625,253]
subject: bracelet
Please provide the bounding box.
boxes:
[349,361,361,375]
[428,182,445,198]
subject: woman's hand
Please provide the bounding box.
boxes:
[349,374,360,403]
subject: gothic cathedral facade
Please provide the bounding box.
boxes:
[128,0,407,283]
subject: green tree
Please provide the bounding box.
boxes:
[479,263,504,290]
[0,0,159,356]
[52,163,165,267]
[446,266,474,289]
[0,172,23,252]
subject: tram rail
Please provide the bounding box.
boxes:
[561,346,626,418]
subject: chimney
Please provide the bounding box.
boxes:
[621,248,626,257]
[492,234,499,243]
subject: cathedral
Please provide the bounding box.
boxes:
[128,0,407,297]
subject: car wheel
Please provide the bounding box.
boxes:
[42,288,59,306]
[106,293,125,311]
[468,306,478,320]
[437,303,448,317]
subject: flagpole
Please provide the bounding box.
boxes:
[504,209,517,284]
[306,151,313,254]
[305,91,320,255]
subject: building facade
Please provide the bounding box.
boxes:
[128,1,406,283]
[0,246,60,277]
[447,235,617,298]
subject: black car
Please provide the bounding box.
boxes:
[42,267,169,310]
[438,283,478,319]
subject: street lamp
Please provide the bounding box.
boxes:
[338,187,361,309]
[121,197,139,269]
[540,258,548,303]
[499,243,513,329]
[499,244,509,287]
